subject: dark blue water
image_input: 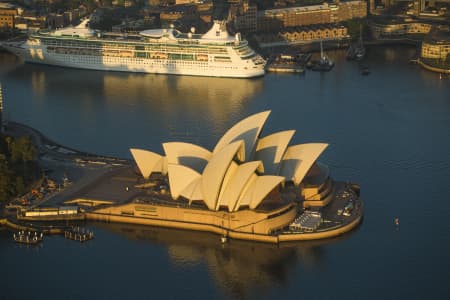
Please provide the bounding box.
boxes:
[1,45,450,299]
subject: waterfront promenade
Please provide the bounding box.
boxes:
[1,121,363,243]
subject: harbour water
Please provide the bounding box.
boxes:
[1,45,450,299]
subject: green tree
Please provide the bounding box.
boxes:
[0,156,15,201]
[10,136,36,163]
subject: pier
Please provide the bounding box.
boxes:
[64,226,94,242]
[13,230,43,245]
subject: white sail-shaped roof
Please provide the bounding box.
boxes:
[168,164,201,200]
[237,175,284,210]
[180,177,203,203]
[163,142,212,173]
[249,176,285,209]
[279,143,329,186]
[215,161,239,210]
[130,148,164,179]
[213,111,271,161]
[130,112,334,212]
[202,141,244,210]
[255,130,296,175]
[235,173,258,209]
[214,161,263,212]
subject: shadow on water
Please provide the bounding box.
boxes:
[92,221,358,299]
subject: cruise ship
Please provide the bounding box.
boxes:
[2,19,266,78]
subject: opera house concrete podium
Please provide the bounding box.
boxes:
[81,111,363,243]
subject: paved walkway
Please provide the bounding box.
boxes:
[4,122,131,207]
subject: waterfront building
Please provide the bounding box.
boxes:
[13,11,47,33]
[0,3,19,30]
[159,4,198,24]
[257,1,366,33]
[255,23,349,47]
[73,111,363,243]
[370,18,432,39]
[420,26,450,73]
[421,26,450,60]
[228,0,257,33]
[336,0,367,21]
[1,19,265,78]
[257,4,332,33]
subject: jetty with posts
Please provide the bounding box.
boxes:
[13,230,44,245]
[64,226,94,242]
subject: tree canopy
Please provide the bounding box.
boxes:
[0,134,36,202]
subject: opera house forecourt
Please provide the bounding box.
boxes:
[75,111,363,243]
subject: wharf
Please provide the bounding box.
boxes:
[64,226,94,242]
[17,213,86,221]
[1,218,67,234]
[417,58,450,74]
[80,167,363,244]
[266,64,305,73]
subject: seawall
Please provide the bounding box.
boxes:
[417,59,450,74]
[86,201,363,244]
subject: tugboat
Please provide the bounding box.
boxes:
[13,230,44,245]
[311,40,334,72]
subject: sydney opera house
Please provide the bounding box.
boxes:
[82,111,363,243]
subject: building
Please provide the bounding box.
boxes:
[370,18,432,39]
[159,4,197,25]
[419,26,450,73]
[73,111,363,243]
[46,13,64,29]
[176,0,201,4]
[258,4,331,32]
[0,3,19,30]
[336,0,367,21]
[111,17,157,32]
[13,10,46,33]
[257,1,366,33]
[421,26,450,60]
[228,0,257,33]
[256,23,349,46]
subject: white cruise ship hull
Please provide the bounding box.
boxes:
[2,42,265,78]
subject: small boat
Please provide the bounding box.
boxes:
[311,40,334,72]
[13,230,43,245]
[347,25,365,61]
[355,46,366,61]
[296,53,312,66]
[346,45,356,60]
[354,25,366,61]
[361,66,370,75]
